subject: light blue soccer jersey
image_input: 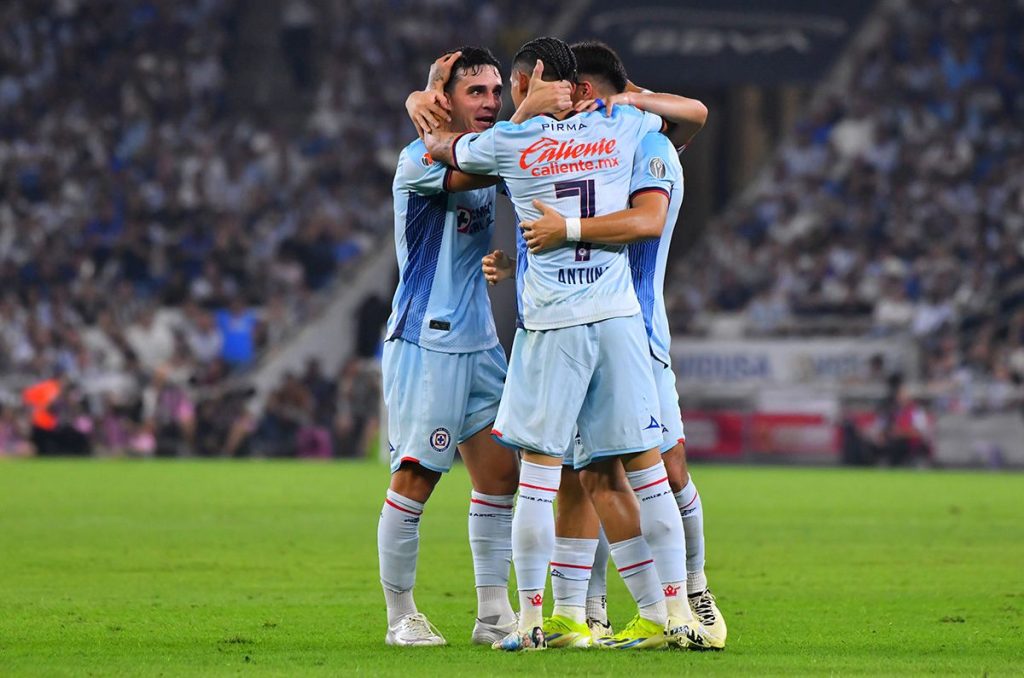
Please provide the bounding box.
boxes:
[452,106,663,330]
[627,132,684,366]
[386,138,499,353]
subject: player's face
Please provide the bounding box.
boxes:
[448,65,503,133]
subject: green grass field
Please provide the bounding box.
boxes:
[0,460,1021,676]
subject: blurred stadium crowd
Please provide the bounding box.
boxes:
[0,0,1021,457]
[676,0,1024,415]
[0,0,548,457]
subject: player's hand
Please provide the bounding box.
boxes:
[511,60,573,122]
[406,90,452,138]
[574,92,634,117]
[426,50,461,92]
[521,200,568,253]
[481,249,513,285]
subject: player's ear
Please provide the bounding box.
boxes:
[512,69,529,95]
[576,81,591,99]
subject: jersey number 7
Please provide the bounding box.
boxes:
[554,179,595,262]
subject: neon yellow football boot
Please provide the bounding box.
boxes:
[594,615,666,650]
[542,615,593,648]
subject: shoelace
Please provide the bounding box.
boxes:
[691,592,717,625]
[401,613,441,638]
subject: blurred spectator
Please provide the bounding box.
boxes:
[335,357,381,458]
[675,0,1024,418]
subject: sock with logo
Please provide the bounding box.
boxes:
[468,491,516,625]
[675,479,708,594]
[609,535,667,625]
[378,490,424,625]
[550,536,598,624]
[627,461,689,619]
[586,527,610,623]
[513,460,561,631]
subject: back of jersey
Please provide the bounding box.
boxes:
[627,132,684,366]
[454,105,663,330]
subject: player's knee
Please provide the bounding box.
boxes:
[390,461,441,502]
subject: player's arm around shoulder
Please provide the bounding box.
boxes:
[423,123,504,177]
[396,140,498,195]
[621,80,707,145]
[520,192,669,253]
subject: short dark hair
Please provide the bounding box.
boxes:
[570,40,628,94]
[512,36,577,82]
[442,46,501,94]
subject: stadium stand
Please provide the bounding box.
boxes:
[0,0,556,457]
[673,0,1024,417]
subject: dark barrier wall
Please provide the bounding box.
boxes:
[570,0,875,87]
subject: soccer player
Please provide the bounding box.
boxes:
[422,36,706,651]
[378,46,522,648]
[510,41,727,650]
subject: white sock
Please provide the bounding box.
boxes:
[586,527,610,622]
[469,491,515,625]
[383,587,417,626]
[675,479,707,594]
[378,490,424,625]
[627,461,687,584]
[585,595,607,625]
[477,586,515,626]
[513,461,561,630]
[550,536,598,624]
[609,535,666,625]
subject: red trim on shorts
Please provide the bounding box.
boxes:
[550,561,592,570]
[471,498,513,510]
[633,475,668,492]
[491,429,503,437]
[617,558,654,573]
[519,482,558,493]
[385,498,422,516]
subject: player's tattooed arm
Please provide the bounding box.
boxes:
[520,192,669,253]
[482,249,514,285]
[405,51,461,137]
[422,129,461,167]
[509,60,573,124]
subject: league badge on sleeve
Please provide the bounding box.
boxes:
[648,157,666,179]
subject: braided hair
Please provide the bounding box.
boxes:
[512,36,578,82]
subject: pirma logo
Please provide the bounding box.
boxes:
[529,593,543,606]
[430,427,451,452]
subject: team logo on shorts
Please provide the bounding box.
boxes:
[429,427,451,452]
[648,157,666,179]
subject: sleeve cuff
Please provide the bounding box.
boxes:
[629,186,670,205]
[450,132,470,172]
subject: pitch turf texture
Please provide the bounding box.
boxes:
[0,461,1020,676]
